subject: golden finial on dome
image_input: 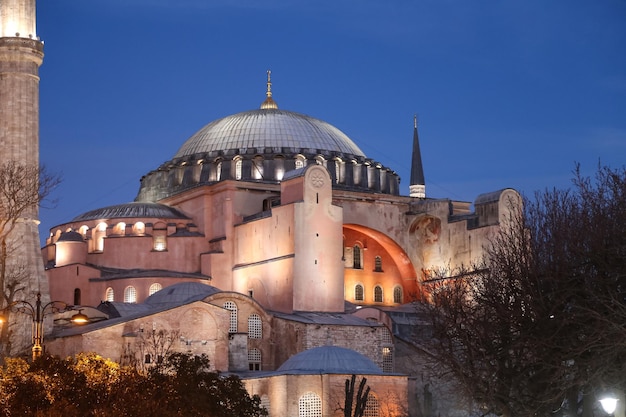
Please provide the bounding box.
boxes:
[260,69,278,110]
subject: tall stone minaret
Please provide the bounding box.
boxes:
[409,115,426,198]
[0,0,49,355]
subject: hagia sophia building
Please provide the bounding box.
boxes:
[2,1,521,416]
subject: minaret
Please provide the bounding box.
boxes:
[0,0,49,354]
[409,115,426,198]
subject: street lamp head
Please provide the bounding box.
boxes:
[600,397,619,415]
[71,310,89,325]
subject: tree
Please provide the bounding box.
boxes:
[343,374,370,417]
[0,352,268,416]
[418,165,626,417]
[0,161,60,359]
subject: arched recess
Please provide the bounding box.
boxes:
[343,224,419,303]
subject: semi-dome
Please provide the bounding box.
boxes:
[277,346,383,375]
[175,109,365,159]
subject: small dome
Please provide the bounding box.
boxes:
[174,109,365,159]
[72,202,189,222]
[145,282,220,307]
[277,346,382,375]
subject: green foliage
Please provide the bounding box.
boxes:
[0,352,267,417]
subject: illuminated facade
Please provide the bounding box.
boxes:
[41,81,520,416]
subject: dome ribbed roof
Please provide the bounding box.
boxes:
[277,346,382,375]
[174,109,365,158]
[72,202,190,222]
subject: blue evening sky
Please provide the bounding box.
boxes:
[36,1,626,242]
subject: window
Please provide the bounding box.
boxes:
[149,283,162,296]
[114,222,126,235]
[105,287,114,302]
[248,348,261,371]
[354,284,364,302]
[380,327,393,373]
[235,158,242,180]
[393,286,403,304]
[374,285,383,303]
[252,156,264,180]
[374,256,383,272]
[248,314,262,339]
[382,346,393,373]
[153,235,167,251]
[74,288,81,305]
[133,222,145,235]
[299,392,322,417]
[260,395,270,417]
[353,245,362,269]
[363,393,380,417]
[216,161,222,181]
[295,157,305,170]
[94,222,107,252]
[124,286,137,303]
[223,301,238,333]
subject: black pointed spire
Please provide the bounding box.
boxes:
[409,114,426,198]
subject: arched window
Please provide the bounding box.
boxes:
[78,225,89,238]
[105,287,114,302]
[248,348,261,371]
[393,286,403,304]
[216,161,222,181]
[149,283,162,296]
[94,222,107,252]
[353,245,362,269]
[114,222,126,235]
[299,392,322,417]
[133,222,145,235]
[235,158,242,180]
[374,285,383,303]
[223,301,238,333]
[354,284,364,302]
[124,286,137,303]
[74,288,81,305]
[374,256,383,272]
[363,393,380,417]
[248,314,262,339]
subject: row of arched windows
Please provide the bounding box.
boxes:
[105,283,162,303]
[354,284,403,304]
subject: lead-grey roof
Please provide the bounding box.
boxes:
[71,202,190,222]
[174,109,365,158]
[277,346,383,375]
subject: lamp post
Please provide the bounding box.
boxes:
[0,293,87,361]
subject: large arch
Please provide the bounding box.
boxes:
[343,224,420,303]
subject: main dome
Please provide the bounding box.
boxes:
[174,108,365,158]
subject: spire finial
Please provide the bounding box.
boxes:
[414,114,417,129]
[266,70,272,98]
[260,69,278,109]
